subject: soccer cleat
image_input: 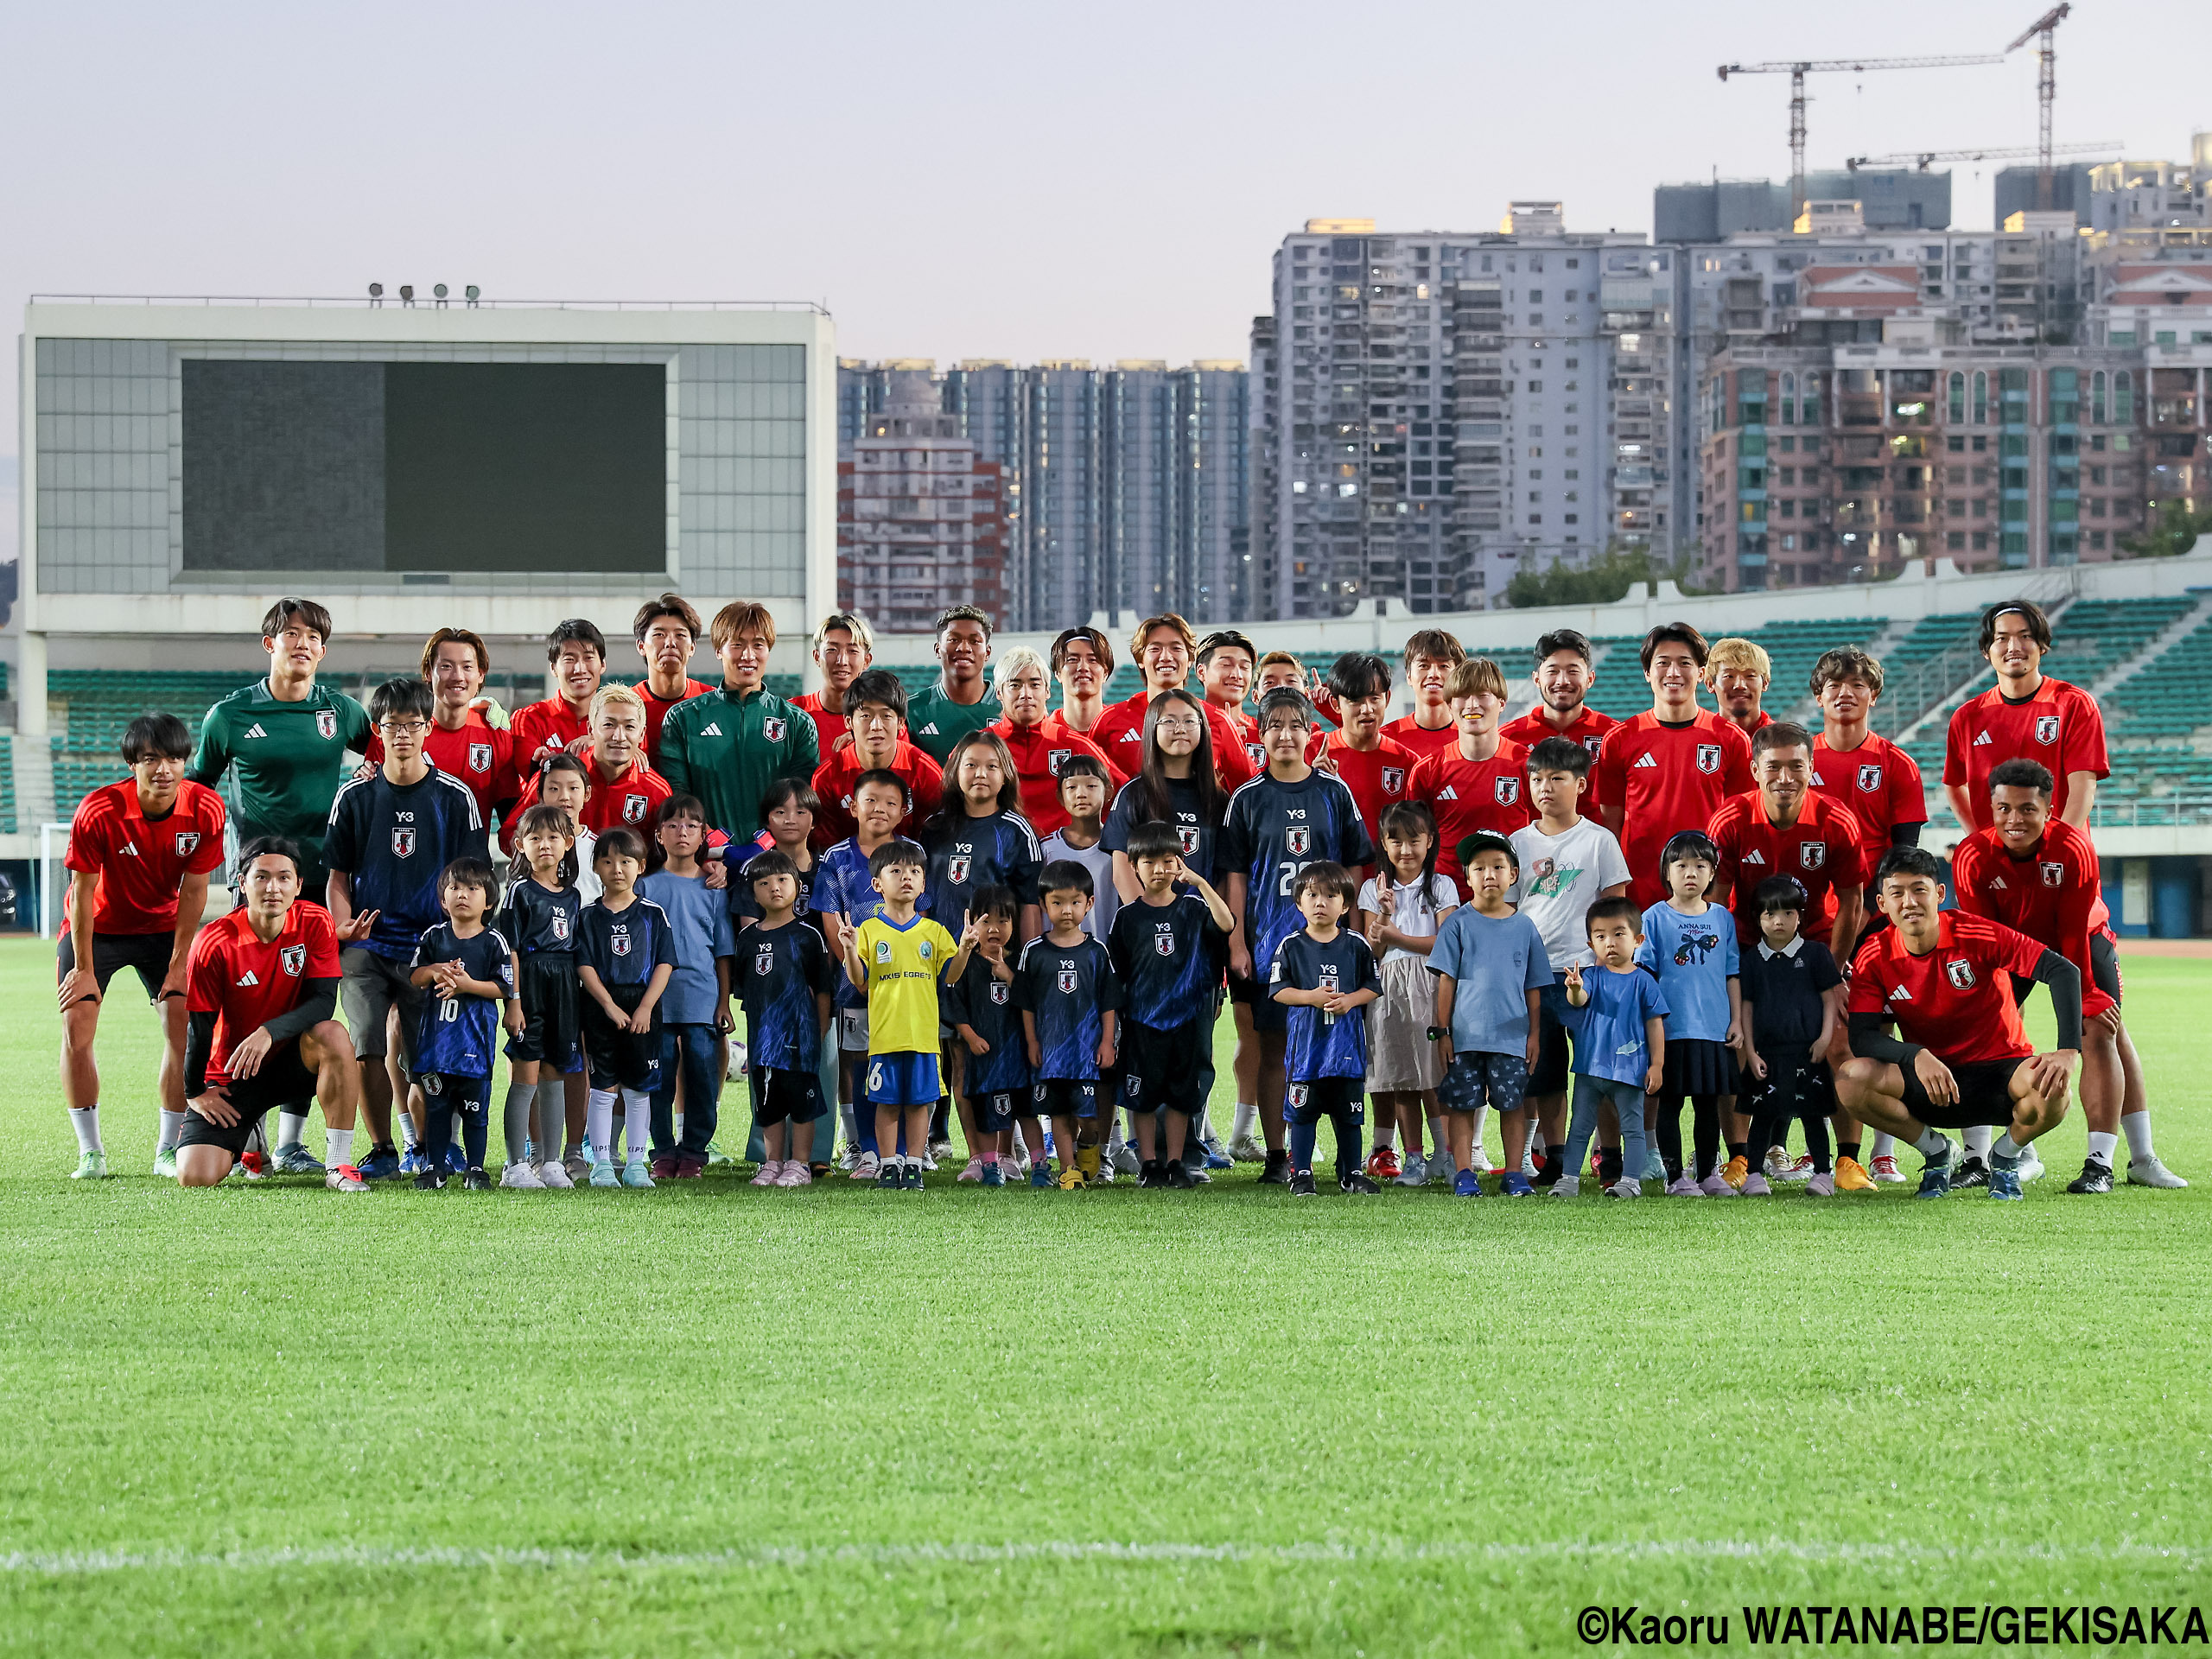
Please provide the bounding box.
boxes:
[70,1149,111,1180]
[273,1144,326,1176]
[238,1150,268,1181]
[1395,1155,1428,1187]
[2017,1147,2044,1184]
[1111,1143,1142,1176]
[1367,1147,1402,1181]
[152,1148,179,1180]
[1166,1162,1201,1189]
[1951,1157,1990,1191]
[1697,1170,1736,1197]
[500,1161,544,1190]
[978,1161,1005,1188]
[620,1160,656,1190]
[1868,1154,1904,1183]
[1739,1172,1772,1197]
[877,1160,903,1189]
[1500,1171,1535,1197]
[957,1157,984,1183]
[537,1160,575,1189]
[1664,1173,1703,1198]
[462,1168,492,1191]
[445,1143,467,1174]
[589,1160,620,1188]
[1804,1170,1835,1198]
[413,1168,446,1191]
[1287,1170,1318,1198]
[1076,1144,1102,1183]
[1605,1177,1643,1199]
[849,1152,880,1182]
[357,1147,402,1181]
[1720,1155,1750,1191]
[1453,1168,1484,1198]
[1339,1172,1382,1194]
[1987,1166,2024,1200]
[918,1149,939,1173]
[1912,1135,1955,1198]
[2066,1159,2113,1195]
[1056,1165,1085,1192]
[1834,1156,1877,1193]
[325,1164,369,1192]
[1258,1150,1291,1185]
[2126,1156,2189,1190]
[1227,1132,1265,1163]
[1027,1160,1054,1189]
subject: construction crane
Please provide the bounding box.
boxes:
[1845,138,2120,173]
[1718,54,2007,222]
[2006,5,2073,210]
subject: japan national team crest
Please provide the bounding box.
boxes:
[1381,767,1405,795]
[1049,749,1071,774]
[175,831,200,857]
[391,827,416,859]
[1057,967,1078,995]
[1493,776,1521,805]
[948,856,971,885]
[1799,841,1827,871]
[1246,742,1266,767]
[1945,957,1976,989]
[467,742,493,774]
[622,794,649,824]
[1857,763,1884,792]
[1583,735,1603,757]
[1154,926,1177,957]
[2034,714,2061,746]
[280,944,307,977]
[2040,861,2066,888]
[316,709,337,741]
[1694,743,1722,775]
[1288,1083,1308,1110]
[551,911,570,941]
[1178,825,1200,855]
[988,981,1009,1006]
[754,944,774,976]
[1285,827,1312,856]
[763,717,786,744]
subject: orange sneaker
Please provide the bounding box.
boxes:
[1721,1154,1749,1191]
[1834,1155,1878,1192]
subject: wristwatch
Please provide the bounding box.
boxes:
[1426,1026,1449,1043]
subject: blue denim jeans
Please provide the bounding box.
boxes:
[1562,1074,1649,1192]
[650,1023,721,1159]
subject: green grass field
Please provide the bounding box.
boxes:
[2,937,2207,1656]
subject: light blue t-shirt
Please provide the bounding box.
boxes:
[1559,965,1669,1087]
[1634,900,1739,1043]
[638,868,737,1027]
[1427,906,1554,1058]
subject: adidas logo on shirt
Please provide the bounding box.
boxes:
[1989,874,2009,890]
[1437,785,1459,800]
[1742,849,1766,864]
[919,722,940,735]
[1973,731,1993,747]
[699,721,723,737]
[237,970,259,986]
[1632,753,1659,769]
[120,842,140,857]
[1888,985,1910,1002]
[244,723,269,740]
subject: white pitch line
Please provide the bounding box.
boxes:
[1,1540,2203,1576]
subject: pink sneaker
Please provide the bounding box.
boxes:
[1698,1170,1736,1197]
[1665,1173,1705,1197]
[751,1160,782,1186]
[1739,1172,1773,1196]
[848,1153,879,1180]
[1805,1170,1836,1197]
[775,1161,812,1186]
[957,1157,984,1182]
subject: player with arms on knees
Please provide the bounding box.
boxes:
[176,838,365,1191]
[58,713,226,1179]
[1835,847,2084,1202]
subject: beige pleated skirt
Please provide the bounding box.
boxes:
[1368,955,1444,1093]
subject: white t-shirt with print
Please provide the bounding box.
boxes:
[1509,817,1631,971]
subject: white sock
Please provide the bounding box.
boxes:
[587,1089,617,1160]
[397,1107,419,1153]
[69,1106,103,1154]
[2121,1111,2156,1163]
[326,1127,354,1167]
[157,1110,186,1154]
[2087,1129,2119,1166]
[277,1110,308,1151]
[1991,1132,2025,1168]
[1467,1103,1489,1151]
[1914,1126,1951,1159]
[622,1090,651,1163]
[1871,1132,1897,1160]
[1963,1125,1993,1160]
[1232,1101,1256,1141]
[1427,1115,1449,1158]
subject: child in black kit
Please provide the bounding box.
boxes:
[1735,876,1842,1198]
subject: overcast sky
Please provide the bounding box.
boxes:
[2,0,2204,481]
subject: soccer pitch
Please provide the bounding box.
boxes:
[3,938,2207,1656]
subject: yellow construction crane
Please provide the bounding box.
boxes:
[1845,138,2120,173]
[1718,54,2006,221]
[2006,5,2074,210]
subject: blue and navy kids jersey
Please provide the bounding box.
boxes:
[813,836,918,1008]
[734,918,835,1071]
[941,958,1032,1095]
[1103,775,1222,885]
[410,922,516,1078]
[923,810,1043,928]
[729,845,822,933]
[322,766,485,957]
[1269,927,1382,1083]
[1010,934,1122,1081]
[1107,893,1225,1029]
[1217,771,1374,981]
[501,875,582,957]
[576,896,678,989]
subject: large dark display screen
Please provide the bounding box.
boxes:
[181,359,665,574]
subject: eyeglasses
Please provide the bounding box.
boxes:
[378,720,429,736]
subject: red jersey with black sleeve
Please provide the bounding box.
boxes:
[1405,737,1537,895]
[810,739,944,848]
[1316,729,1419,849]
[508,697,591,771]
[1089,690,1259,794]
[1943,676,2108,831]
[1948,819,2116,1020]
[1498,704,1621,814]
[1705,788,1869,945]
[1847,910,2045,1066]
[634,677,713,767]
[505,754,672,849]
[63,779,228,936]
[1594,710,1757,910]
[186,900,342,1087]
[1381,714,1460,766]
[1810,731,1926,874]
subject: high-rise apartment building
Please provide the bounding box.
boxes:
[836,369,1007,632]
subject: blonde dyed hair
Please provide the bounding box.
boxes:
[1706,637,1771,685]
[1446,657,1508,701]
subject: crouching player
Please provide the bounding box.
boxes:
[176,838,366,1191]
[1834,848,2082,1201]
[1268,862,1383,1198]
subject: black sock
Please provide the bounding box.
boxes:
[1728,1140,1749,1163]
[1599,1147,1624,1185]
[1692,1096,1721,1180]
[423,1104,454,1169]
[1837,1139,1861,1166]
[462,1107,488,1172]
[1802,1114,1833,1174]
[1656,1102,1685,1182]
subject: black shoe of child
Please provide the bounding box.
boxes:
[1259,1150,1292,1185]
[1339,1173,1382,1194]
[1166,1163,1200,1189]
[462,1167,492,1191]
[1137,1160,1166,1188]
[413,1168,447,1191]
[1287,1170,1318,1198]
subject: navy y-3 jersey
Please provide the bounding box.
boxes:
[576,896,677,989]
[500,876,582,957]
[1010,934,1122,1081]
[1102,775,1222,885]
[322,766,485,958]
[924,810,1044,926]
[1269,927,1382,1083]
[1108,893,1225,1029]
[734,918,834,1071]
[410,922,515,1078]
[942,957,1032,1096]
[1217,771,1374,979]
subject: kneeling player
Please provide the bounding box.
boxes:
[1834,848,2082,1201]
[176,839,365,1191]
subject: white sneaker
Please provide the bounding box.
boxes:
[1548,1175,1577,1198]
[1764,1147,1792,1182]
[836,1145,859,1172]
[1227,1133,1265,1164]
[1470,1143,1493,1174]
[751,1160,783,1186]
[537,1160,575,1189]
[1780,1153,1816,1184]
[849,1152,880,1181]
[927,1138,957,1162]
[1394,1154,1427,1187]
[1520,1145,1539,1179]
[1605,1177,1642,1198]
[1111,1143,1142,1176]
[500,1162,543,1190]
[2017,1147,2045,1184]
[2127,1155,2190,1189]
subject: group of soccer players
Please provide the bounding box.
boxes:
[54,587,2186,1201]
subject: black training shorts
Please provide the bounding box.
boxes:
[176,1037,321,1155]
[1898,1054,2027,1128]
[57,930,175,1004]
[1119,1020,1210,1116]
